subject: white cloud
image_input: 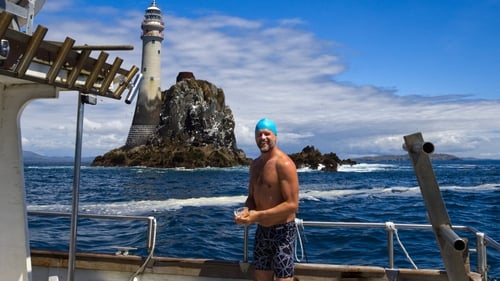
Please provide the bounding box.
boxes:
[19,3,500,159]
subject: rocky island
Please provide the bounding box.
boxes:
[289,145,357,171]
[92,73,250,168]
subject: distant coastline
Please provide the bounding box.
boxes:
[352,153,462,163]
[23,150,464,165]
[23,151,94,164]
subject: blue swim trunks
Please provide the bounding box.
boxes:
[253,221,297,278]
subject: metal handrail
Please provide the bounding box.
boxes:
[241,220,499,281]
[27,210,157,254]
[27,211,498,280]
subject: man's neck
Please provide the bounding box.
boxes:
[260,146,277,161]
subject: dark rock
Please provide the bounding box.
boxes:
[176,71,195,82]
[288,145,356,172]
[156,78,239,151]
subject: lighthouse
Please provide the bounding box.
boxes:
[125,1,165,147]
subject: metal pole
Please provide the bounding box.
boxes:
[387,228,394,268]
[67,93,85,281]
[476,232,487,281]
[243,225,249,262]
[404,132,469,281]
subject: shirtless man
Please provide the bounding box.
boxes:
[235,118,300,281]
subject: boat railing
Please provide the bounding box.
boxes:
[28,210,158,280]
[27,210,157,256]
[26,211,499,280]
[241,220,500,281]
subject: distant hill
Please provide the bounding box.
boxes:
[22,150,461,166]
[23,151,94,164]
[352,153,461,163]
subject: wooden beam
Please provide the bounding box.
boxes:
[15,25,47,76]
[66,49,91,88]
[0,12,13,39]
[99,57,123,94]
[46,37,75,83]
[113,65,139,99]
[83,51,108,93]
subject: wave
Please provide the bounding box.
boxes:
[26,183,498,216]
[338,163,406,172]
[296,163,405,173]
[132,166,250,172]
[25,165,74,170]
[300,186,422,201]
[24,187,423,215]
[439,183,500,192]
[28,195,248,215]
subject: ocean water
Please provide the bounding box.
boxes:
[25,159,500,279]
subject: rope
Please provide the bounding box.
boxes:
[386,221,418,269]
[128,218,157,281]
[294,218,307,262]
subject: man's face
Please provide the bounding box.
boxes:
[255,129,276,153]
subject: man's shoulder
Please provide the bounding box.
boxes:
[276,151,297,169]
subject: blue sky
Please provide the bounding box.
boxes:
[19,0,500,159]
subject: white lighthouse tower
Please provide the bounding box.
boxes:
[126,0,165,147]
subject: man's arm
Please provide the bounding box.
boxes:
[245,163,257,210]
[235,163,256,225]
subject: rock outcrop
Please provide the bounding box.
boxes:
[92,72,250,168]
[289,145,357,172]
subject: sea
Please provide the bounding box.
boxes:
[25,158,499,279]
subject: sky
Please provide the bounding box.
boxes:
[18,0,500,159]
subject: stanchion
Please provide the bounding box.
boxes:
[67,93,96,281]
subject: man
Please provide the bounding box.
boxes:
[234,118,300,281]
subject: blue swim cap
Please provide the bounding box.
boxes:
[255,118,277,136]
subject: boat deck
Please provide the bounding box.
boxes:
[31,250,482,281]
